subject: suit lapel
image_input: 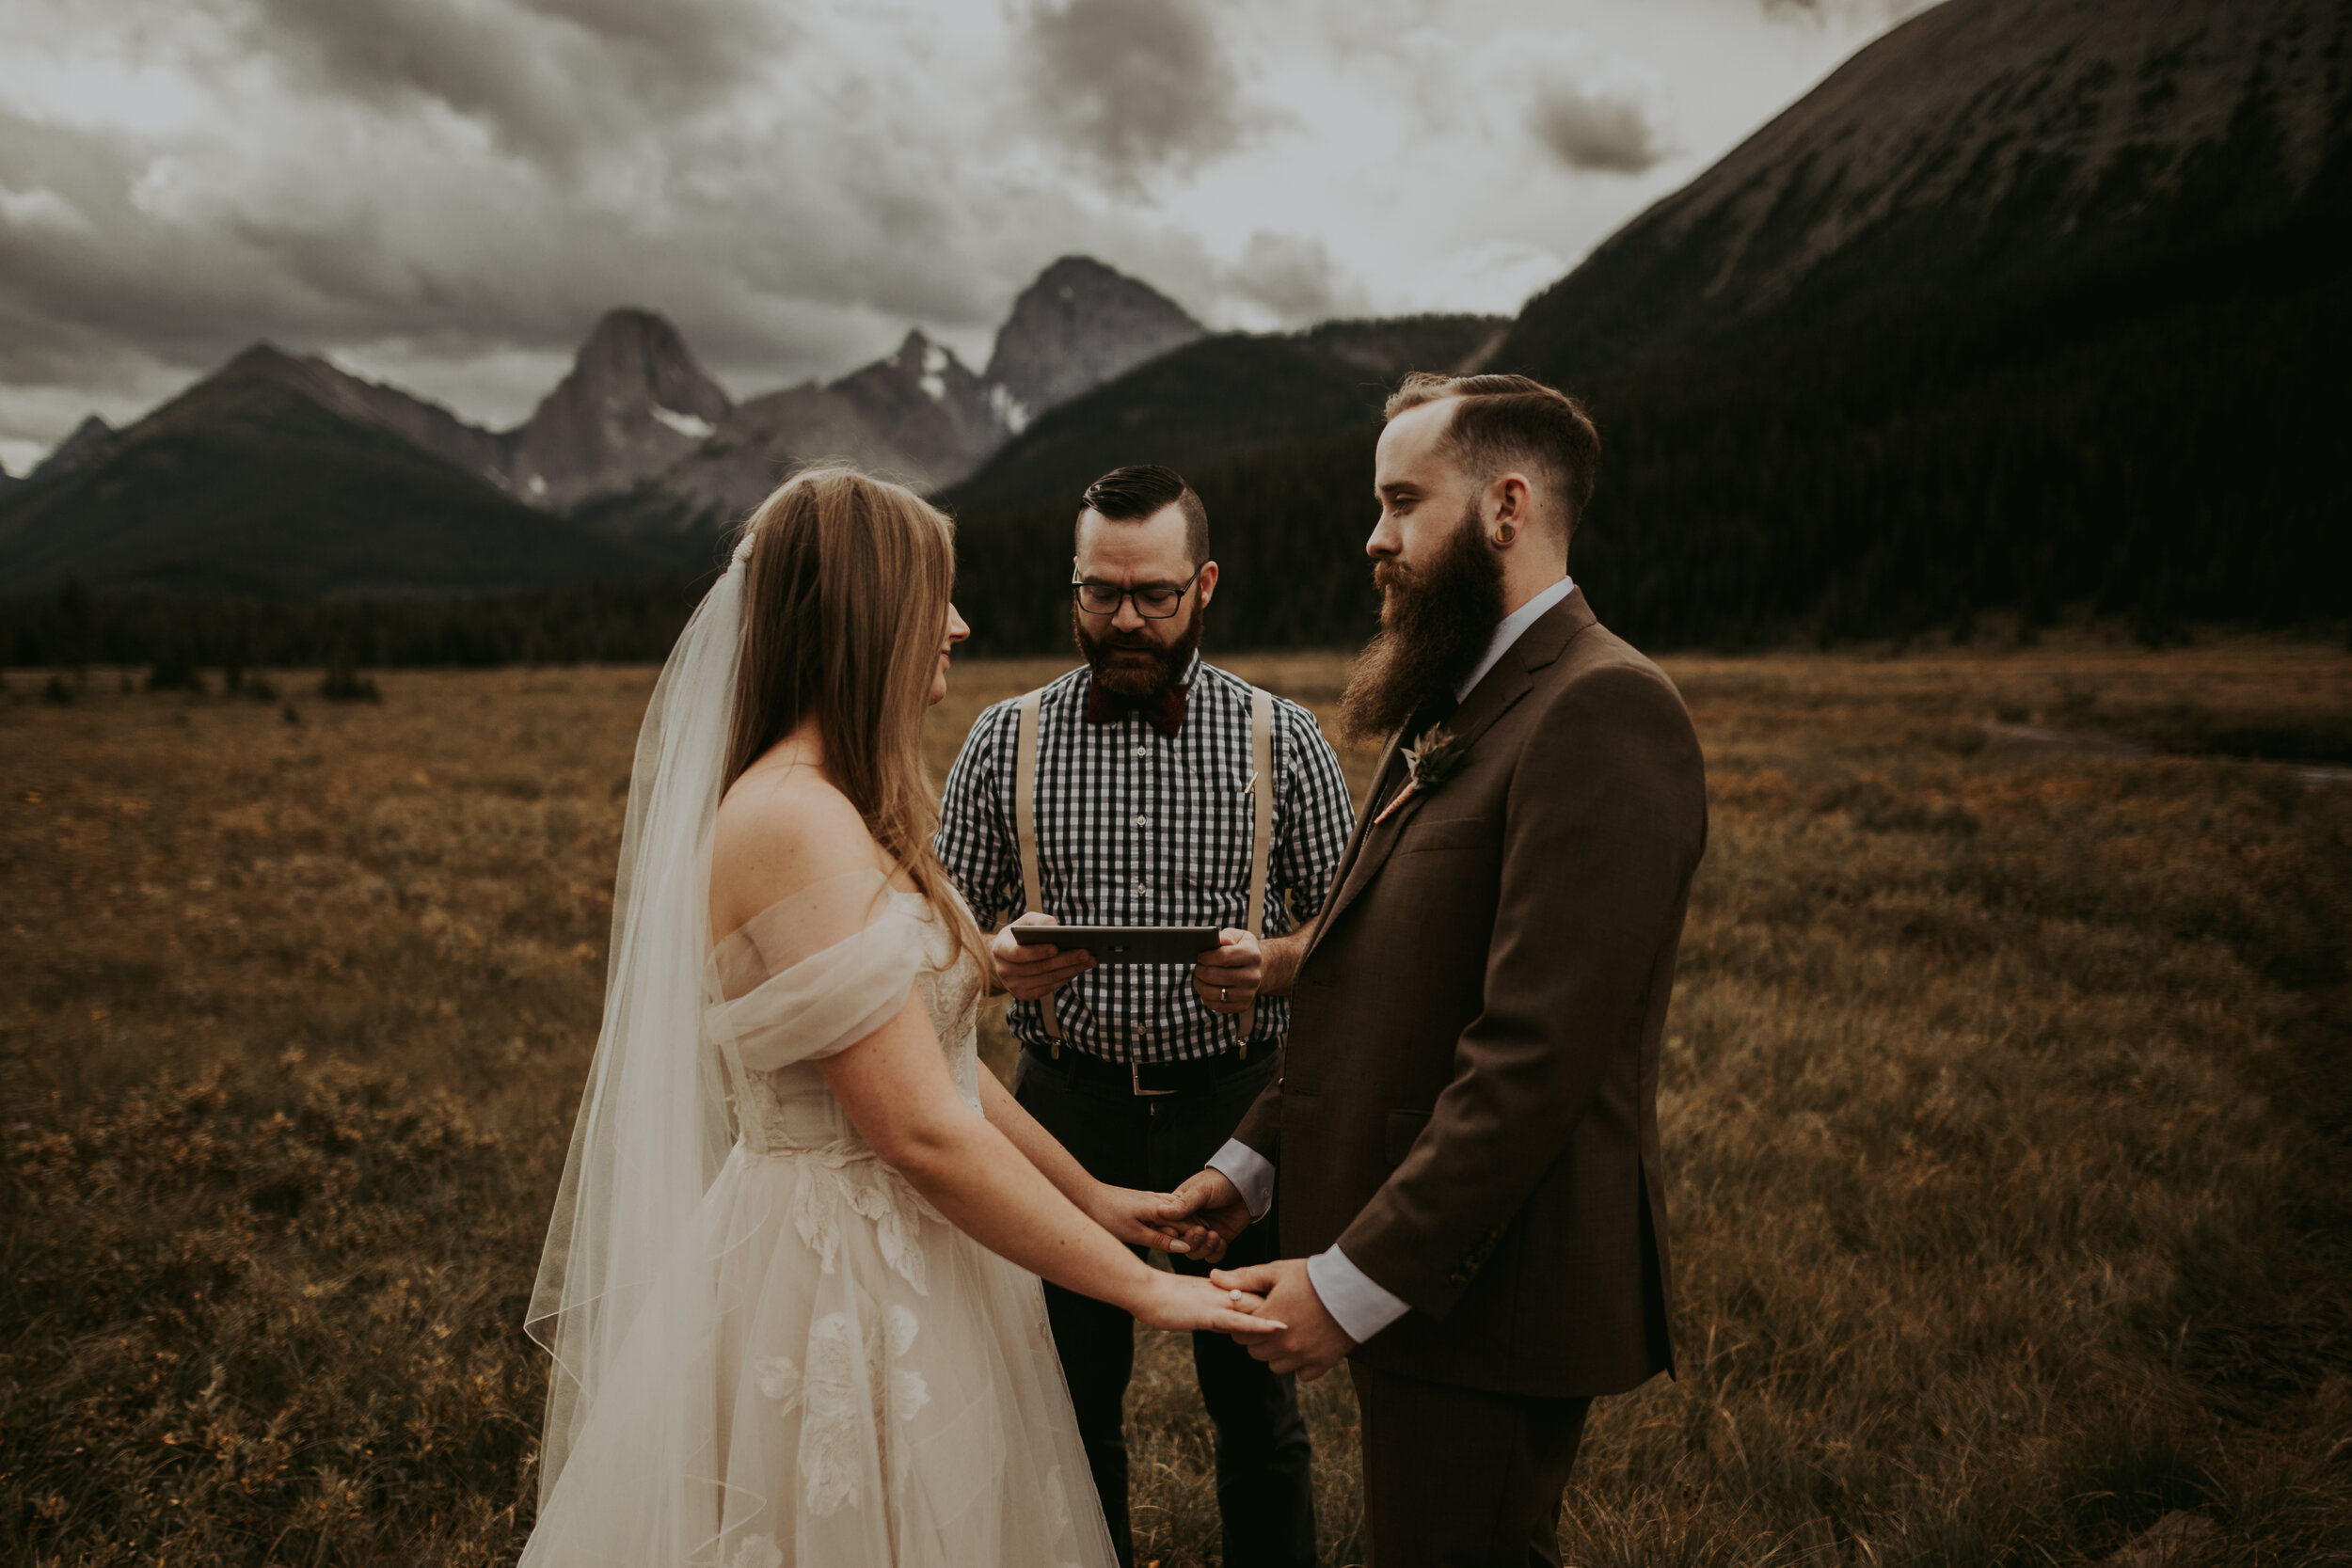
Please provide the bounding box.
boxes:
[1301,587,1599,970]
[1300,722,1410,970]
[1309,659,1534,954]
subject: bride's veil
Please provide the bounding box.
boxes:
[525,537,752,1510]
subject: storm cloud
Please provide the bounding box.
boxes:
[1014,0,1267,188]
[1528,75,1671,173]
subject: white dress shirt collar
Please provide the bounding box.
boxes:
[1454,574,1576,703]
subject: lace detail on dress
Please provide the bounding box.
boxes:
[785,1143,941,1293]
[756,1305,932,1517]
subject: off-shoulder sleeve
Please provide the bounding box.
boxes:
[705,869,938,1072]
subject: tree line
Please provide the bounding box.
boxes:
[2,577,703,673]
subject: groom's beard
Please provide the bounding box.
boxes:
[1339,503,1506,747]
[1073,598,1206,699]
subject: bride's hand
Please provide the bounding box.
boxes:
[1089,1184,1197,1254]
[1132,1272,1285,1337]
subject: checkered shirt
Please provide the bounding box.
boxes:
[935,654,1354,1063]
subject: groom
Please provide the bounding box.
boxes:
[1164,373,1708,1566]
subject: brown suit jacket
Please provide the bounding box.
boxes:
[1234,587,1706,1398]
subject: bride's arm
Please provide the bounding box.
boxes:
[975,1070,1193,1253]
[818,1000,1273,1335]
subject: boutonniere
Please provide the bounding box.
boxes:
[1375,723,1469,825]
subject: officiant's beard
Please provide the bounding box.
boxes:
[1073,598,1207,699]
[1340,504,1506,746]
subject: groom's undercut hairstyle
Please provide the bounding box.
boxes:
[1385,372,1601,542]
[1078,465,1211,567]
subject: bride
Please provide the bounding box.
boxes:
[520,468,1279,1567]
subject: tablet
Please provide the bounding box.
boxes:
[1010,926,1221,964]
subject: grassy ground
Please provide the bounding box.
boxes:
[2,640,2347,1566]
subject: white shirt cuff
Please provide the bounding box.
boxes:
[1205,1139,1276,1222]
[1306,1245,1411,1344]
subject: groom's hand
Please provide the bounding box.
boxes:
[991,912,1094,1002]
[1158,1168,1251,1265]
[1210,1259,1354,1381]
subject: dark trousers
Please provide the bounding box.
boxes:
[1351,1362,1592,1568]
[1013,1045,1317,1568]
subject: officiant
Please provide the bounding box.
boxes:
[936,465,1352,1568]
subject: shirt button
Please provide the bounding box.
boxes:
[1133,815,1150,829]
[1133,745,1147,758]
[1136,879,1148,894]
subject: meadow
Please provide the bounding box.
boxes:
[3,639,2347,1566]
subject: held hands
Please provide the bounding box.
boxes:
[1133,1273,1285,1338]
[1210,1258,1355,1381]
[1193,927,1263,1015]
[991,912,1093,1002]
[1155,1168,1253,1266]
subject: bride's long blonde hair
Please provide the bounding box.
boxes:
[723,467,989,975]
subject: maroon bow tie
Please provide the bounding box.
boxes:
[1085,678,1187,738]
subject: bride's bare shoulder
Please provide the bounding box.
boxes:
[711,764,882,930]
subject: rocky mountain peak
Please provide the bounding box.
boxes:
[32,413,117,479]
[983,256,1204,429]
[829,329,1003,483]
[509,308,734,509]
[568,309,733,427]
[202,342,515,491]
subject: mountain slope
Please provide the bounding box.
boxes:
[194,345,515,490]
[0,356,652,600]
[1500,0,2346,381]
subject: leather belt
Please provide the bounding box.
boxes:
[1025,1039,1278,1097]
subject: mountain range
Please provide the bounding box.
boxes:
[0,256,1206,596]
[3,0,2344,645]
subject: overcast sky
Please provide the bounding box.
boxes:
[0,0,1932,473]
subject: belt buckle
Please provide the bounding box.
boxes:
[1130,1060,1178,1097]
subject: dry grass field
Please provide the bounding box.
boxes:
[4,639,2348,1566]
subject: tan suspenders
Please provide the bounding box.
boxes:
[1012,689,1057,1042]
[1013,684,1276,1052]
[1240,686,1274,1040]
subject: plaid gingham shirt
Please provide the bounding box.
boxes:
[935,653,1354,1063]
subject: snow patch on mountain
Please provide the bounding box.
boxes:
[652,405,716,439]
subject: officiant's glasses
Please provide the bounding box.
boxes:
[1072,570,1200,618]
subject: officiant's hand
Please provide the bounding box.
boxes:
[1090,1183,1202,1255]
[1157,1168,1251,1264]
[992,912,1094,1002]
[1192,928,1262,1015]
[1211,1259,1355,1381]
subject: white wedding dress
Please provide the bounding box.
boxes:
[520,869,1119,1568]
